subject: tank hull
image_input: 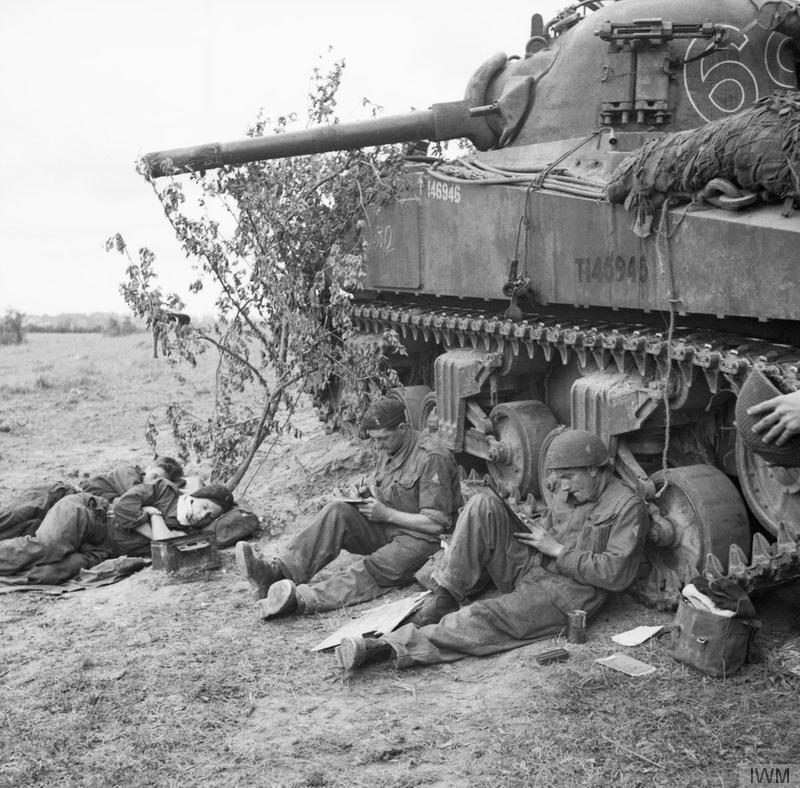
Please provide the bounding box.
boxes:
[366,169,800,328]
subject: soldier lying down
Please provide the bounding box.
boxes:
[0,481,234,584]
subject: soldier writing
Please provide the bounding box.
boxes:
[235,396,463,619]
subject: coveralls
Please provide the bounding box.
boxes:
[277,430,463,613]
[383,471,648,666]
[0,479,182,577]
[0,465,148,541]
[79,465,147,501]
[0,482,77,541]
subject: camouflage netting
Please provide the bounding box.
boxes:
[606,90,800,236]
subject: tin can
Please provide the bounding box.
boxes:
[567,609,587,644]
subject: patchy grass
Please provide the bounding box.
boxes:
[1,333,800,787]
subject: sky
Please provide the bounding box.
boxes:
[0,0,564,317]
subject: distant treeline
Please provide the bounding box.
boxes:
[2,312,211,345]
[25,316,144,335]
[0,312,149,344]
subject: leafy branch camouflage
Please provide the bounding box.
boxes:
[110,56,409,488]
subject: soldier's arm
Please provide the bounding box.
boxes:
[553,497,648,591]
[357,498,443,535]
[359,452,456,535]
[415,451,460,530]
[515,517,564,556]
[133,507,187,540]
[80,465,141,501]
[112,483,157,531]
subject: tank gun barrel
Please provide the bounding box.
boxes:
[143,99,492,178]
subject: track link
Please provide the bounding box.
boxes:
[352,301,800,392]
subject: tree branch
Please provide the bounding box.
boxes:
[196,332,270,390]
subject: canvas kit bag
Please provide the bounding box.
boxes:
[200,507,261,548]
[667,581,760,678]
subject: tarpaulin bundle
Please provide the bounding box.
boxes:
[606,90,800,235]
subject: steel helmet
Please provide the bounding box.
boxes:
[544,429,609,470]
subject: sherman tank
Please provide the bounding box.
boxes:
[144,0,800,608]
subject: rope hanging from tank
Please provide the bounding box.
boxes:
[653,199,689,499]
[501,182,538,318]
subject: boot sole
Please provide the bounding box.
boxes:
[235,542,268,599]
[335,636,365,670]
[260,579,298,619]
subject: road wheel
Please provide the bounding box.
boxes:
[487,400,558,497]
[735,434,800,537]
[648,464,751,578]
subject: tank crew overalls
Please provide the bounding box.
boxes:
[383,473,647,666]
[276,430,463,613]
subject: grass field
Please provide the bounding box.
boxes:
[1,332,799,787]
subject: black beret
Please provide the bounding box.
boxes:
[190,484,235,513]
[361,397,406,431]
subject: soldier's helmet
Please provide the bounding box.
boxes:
[544,429,609,470]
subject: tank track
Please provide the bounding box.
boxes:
[352,301,800,389]
[352,300,800,605]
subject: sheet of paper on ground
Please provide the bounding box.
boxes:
[596,653,656,677]
[312,590,430,651]
[611,624,664,646]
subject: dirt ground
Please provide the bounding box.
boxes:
[1,333,800,788]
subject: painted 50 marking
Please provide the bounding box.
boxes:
[374,224,395,254]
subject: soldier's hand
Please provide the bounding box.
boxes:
[358,497,389,522]
[359,476,375,497]
[748,391,800,445]
[348,477,370,499]
[515,522,564,558]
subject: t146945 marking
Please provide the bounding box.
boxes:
[574,255,649,284]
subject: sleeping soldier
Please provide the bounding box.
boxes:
[0,456,184,542]
[0,481,233,584]
[78,456,185,501]
[334,429,648,671]
[235,396,463,619]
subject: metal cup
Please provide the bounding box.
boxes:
[567,609,587,644]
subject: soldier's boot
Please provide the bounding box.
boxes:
[407,584,459,627]
[235,541,284,600]
[335,636,395,670]
[258,578,302,619]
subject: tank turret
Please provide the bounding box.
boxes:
[141,0,800,608]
